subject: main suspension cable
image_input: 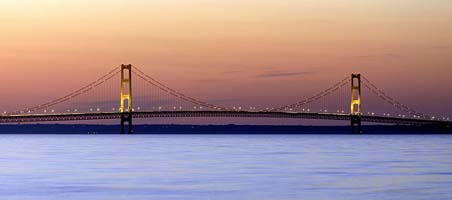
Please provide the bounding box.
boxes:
[269,76,350,112]
[8,66,121,115]
[133,66,232,111]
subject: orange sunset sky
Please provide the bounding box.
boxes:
[1,0,451,118]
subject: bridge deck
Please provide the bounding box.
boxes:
[0,111,450,126]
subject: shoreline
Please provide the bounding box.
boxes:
[0,124,450,134]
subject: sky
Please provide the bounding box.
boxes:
[1,0,452,120]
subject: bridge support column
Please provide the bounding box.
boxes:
[350,74,362,134]
[120,64,133,134]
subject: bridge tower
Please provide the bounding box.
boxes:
[350,73,362,133]
[120,64,133,134]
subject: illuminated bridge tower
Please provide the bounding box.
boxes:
[350,73,362,133]
[120,64,133,134]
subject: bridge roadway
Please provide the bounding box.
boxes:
[0,111,450,126]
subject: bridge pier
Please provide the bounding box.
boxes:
[435,123,451,134]
[121,113,133,134]
[351,115,362,134]
[350,74,362,133]
[120,64,133,134]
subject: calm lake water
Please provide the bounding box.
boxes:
[1,134,452,200]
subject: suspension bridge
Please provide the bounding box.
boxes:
[1,64,450,133]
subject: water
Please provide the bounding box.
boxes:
[1,134,452,200]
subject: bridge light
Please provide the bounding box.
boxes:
[112,108,115,111]
[51,110,55,113]
[97,108,100,112]
[90,108,93,112]
[200,106,203,109]
[74,109,78,112]
[371,112,375,115]
[44,110,47,113]
[137,107,141,110]
[307,109,310,112]
[179,106,182,110]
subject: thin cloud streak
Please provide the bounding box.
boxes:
[356,53,403,60]
[256,71,316,78]
[223,70,243,74]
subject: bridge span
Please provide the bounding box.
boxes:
[1,111,450,128]
[1,64,450,133]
